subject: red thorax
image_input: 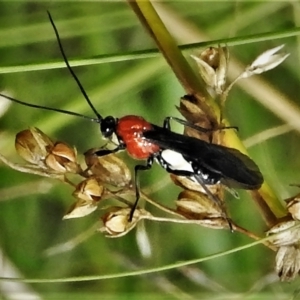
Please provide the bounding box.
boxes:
[116,115,160,160]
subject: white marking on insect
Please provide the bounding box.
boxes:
[160,149,194,172]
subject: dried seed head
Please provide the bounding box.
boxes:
[101,208,132,236]
[99,207,150,238]
[178,96,206,123]
[63,197,99,219]
[199,47,221,69]
[191,46,229,94]
[170,173,226,229]
[170,174,219,195]
[64,178,105,219]
[176,190,228,229]
[45,142,79,173]
[15,128,80,175]
[286,196,300,221]
[275,245,300,282]
[73,177,104,202]
[267,220,300,246]
[176,190,222,216]
[85,149,131,186]
[267,220,300,281]
[15,127,53,166]
[177,97,213,142]
[241,44,289,78]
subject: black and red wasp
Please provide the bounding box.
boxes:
[0,12,264,220]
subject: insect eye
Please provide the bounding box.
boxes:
[101,116,116,138]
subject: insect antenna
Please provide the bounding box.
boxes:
[0,12,104,123]
[47,11,103,122]
[0,93,99,122]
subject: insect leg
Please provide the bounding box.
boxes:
[162,164,221,204]
[94,144,125,157]
[94,144,150,221]
[194,174,233,231]
[162,163,232,230]
[163,116,238,133]
[129,156,154,221]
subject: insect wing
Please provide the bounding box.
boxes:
[143,127,263,190]
[201,145,264,189]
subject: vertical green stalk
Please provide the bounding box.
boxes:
[127,0,220,122]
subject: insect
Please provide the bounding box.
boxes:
[0,12,264,221]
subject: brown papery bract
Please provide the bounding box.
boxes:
[15,127,53,166]
[85,149,131,187]
[45,142,80,174]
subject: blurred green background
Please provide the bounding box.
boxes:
[0,1,299,299]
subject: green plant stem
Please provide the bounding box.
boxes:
[223,124,286,220]
[0,226,288,283]
[127,0,220,123]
